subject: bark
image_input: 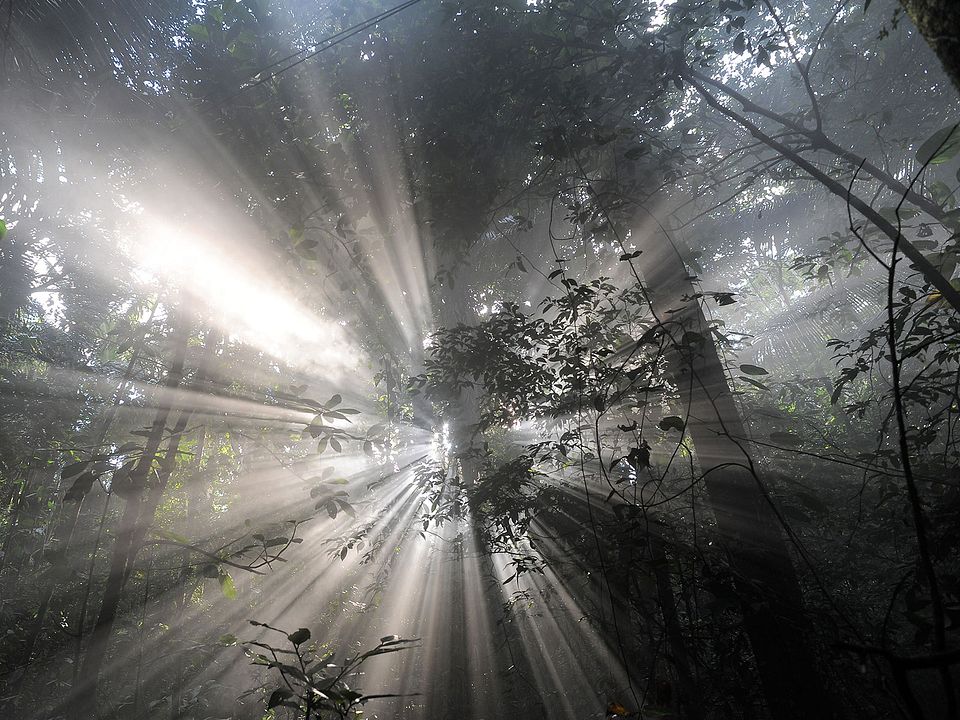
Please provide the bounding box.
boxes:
[637,238,842,720]
[899,0,960,93]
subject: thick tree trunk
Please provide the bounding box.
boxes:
[900,0,960,92]
[638,238,841,720]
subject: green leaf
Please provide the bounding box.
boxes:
[219,572,237,599]
[916,125,960,165]
[883,207,921,223]
[930,180,955,209]
[219,633,238,646]
[187,23,209,42]
[0,219,7,240]
[739,364,769,376]
[287,627,311,645]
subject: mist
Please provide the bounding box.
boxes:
[2,1,959,719]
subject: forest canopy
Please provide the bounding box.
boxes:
[1,1,960,719]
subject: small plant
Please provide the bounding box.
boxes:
[243,621,417,719]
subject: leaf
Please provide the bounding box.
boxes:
[219,572,237,600]
[916,125,960,165]
[733,31,746,54]
[658,415,685,432]
[830,383,844,405]
[267,688,293,709]
[187,23,209,42]
[739,364,769,376]
[738,375,769,391]
[219,633,238,646]
[929,180,955,208]
[64,471,97,502]
[619,250,642,261]
[326,394,342,408]
[287,628,311,645]
[0,218,7,240]
[608,702,630,717]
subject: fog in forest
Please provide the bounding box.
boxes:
[1,1,959,719]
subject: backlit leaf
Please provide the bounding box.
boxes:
[916,124,960,165]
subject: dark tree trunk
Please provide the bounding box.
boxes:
[900,0,960,92]
[639,238,841,720]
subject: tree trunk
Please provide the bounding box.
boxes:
[899,0,960,92]
[72,317,190,717]
[638,236,841,720]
